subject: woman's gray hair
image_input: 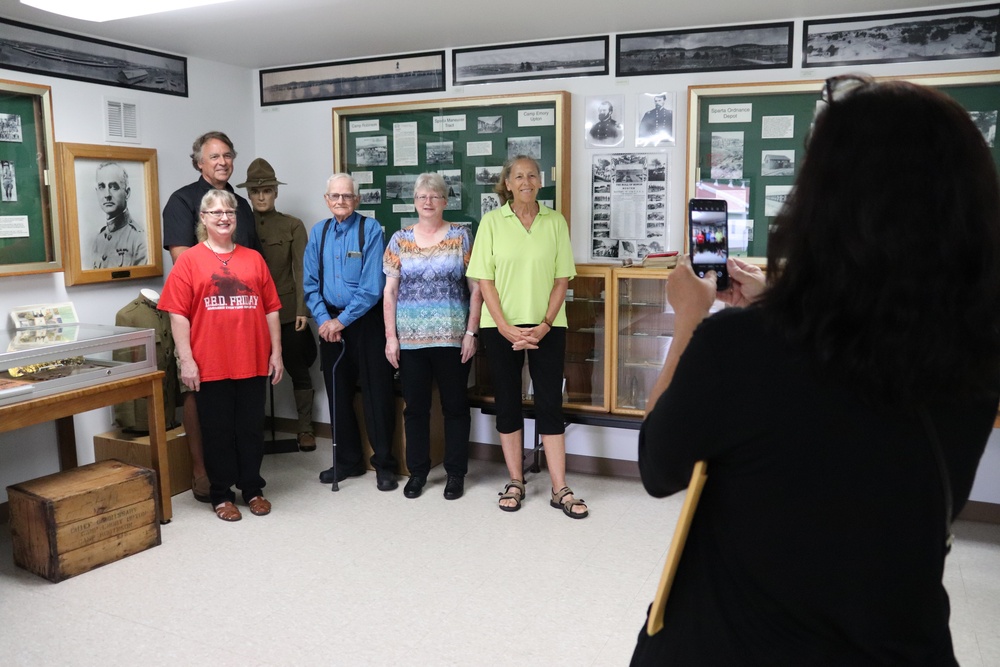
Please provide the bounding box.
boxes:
[196,189,237,242]
[413,172,448,200]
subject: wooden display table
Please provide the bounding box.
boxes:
[0,371,172,523]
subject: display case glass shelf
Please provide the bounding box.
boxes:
[0,324,155,406]
[611,267,674,415]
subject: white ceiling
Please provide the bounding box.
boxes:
[1,0,968,70]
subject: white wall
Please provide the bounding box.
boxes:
[3,14,1000,505]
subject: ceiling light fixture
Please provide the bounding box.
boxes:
[20,0,237,23]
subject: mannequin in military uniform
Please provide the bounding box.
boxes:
[237,159,318,450]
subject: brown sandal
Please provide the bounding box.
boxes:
[248,496,271,516]
[550,486,588,519]
[498,479,525,512]
[214,501,242,522]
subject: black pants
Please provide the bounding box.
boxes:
[399,346,471,477]
[280,321,317,390]
[194,376,267,505]
[481,326,566,435]
[319,303,397,474]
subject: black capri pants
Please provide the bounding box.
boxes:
[480,325,566,435]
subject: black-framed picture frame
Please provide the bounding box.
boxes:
[803,4,1000,68]
[453,36,609,86]
[56,143,162,286]
[260,51,445,106]
[616,22,794,76]
[0,18,187,97]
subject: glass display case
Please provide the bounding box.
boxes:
[467,264,612,413]
[611,267,674,416]
[0,324,155,406]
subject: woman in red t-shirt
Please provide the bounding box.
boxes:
[159,189,283,522]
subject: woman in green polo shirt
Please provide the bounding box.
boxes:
[467,155,588,519]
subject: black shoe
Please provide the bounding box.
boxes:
[444,474,465,500]
[376,470,398,492]
[319,466,365,484]
[403,476,426,498]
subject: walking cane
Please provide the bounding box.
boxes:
[328,336,347,492]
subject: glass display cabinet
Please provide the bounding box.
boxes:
[611,267,674,416]
[0,324,155,406]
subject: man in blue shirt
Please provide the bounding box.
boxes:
[303,173,398,491]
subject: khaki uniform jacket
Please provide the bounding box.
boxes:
[255,209,309,324]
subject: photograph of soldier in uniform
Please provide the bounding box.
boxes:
[87,160,147,269]
[586,96,624,148]
[636,92,675,147]
[1,160,16,202]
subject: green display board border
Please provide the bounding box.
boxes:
[686,70,1000,264]
[0,78,61,276]
[332,91,570,236]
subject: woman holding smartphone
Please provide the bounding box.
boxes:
[633,78,1000,664]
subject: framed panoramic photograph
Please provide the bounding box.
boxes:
[453,37,609,86]
[260,51,445,106]
[0,78,61,277]
[57,143,162,286]
[616,22,793,76]
[0,18,187,97]
[803,4,1000,67]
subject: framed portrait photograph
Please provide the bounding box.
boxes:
[636,92,676,147]
[803,4,1000,68]
[260,51,445,106]
[617,22,793,76]
[453,36,608,86]
[1,78,61,277]
[57,143,162,286]
[585,95,625,149]
[0,18,187,97]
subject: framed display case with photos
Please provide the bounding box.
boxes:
[333,91,571,237]
[0,78,61,277]
[57,143,162,286]
[686,70,1000,264]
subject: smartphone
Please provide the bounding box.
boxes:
[688,198,729,290]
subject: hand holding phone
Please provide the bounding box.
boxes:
[688,198,729,290]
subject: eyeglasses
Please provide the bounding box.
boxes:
[414,194,446,203]
[325,193,356,201]
[201,209,237,220]
[821,75,872,106]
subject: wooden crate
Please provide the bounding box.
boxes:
[94,426,192,497]
[7,460,161,583]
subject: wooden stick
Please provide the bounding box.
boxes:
[646,460,708,636]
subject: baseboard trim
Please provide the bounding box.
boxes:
[269,417,642,479]
[958,500,1000,524]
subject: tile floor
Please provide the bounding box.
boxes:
[1,440,998,666]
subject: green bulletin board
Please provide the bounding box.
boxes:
[687,71,1000,262]
[333,91,570,236]
[0,79,61,275]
